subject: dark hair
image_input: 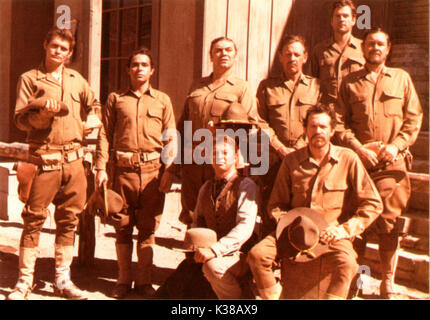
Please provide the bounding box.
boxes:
[363,27,391,47]
[331,0,357,18]
[44,27,75,51]
[303,103,337,130]
[209,37,238,56]
[278,34,307,54]
[127,47,154,68]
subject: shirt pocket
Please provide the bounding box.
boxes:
[322,180,348,210]
[381,89,403,117]
[70,92,82,120]
[210,92,237,117]
[296,96,318,122]
[348,93,369,119]
[186,91,204,117]
[147,105,164,135]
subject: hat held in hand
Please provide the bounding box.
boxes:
[175,228,217,253]
[276,207,330,262]
[21,89,69,117]
[86,185,127,226]
[219,102,257,125]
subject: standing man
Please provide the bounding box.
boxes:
[335,28,423,298]
[311,0,364,105]
[8,28,101,300]
[257,35,321,233]
[192,135,259,299]
[247,104,382,299]
[95,47,177,299]
[178,37,285,226]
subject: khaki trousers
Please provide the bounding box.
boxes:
[20,158,86,248]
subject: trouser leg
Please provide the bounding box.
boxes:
[202,253,247,299]
[247,232,281,299]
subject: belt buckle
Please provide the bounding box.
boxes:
[65,150,77,162]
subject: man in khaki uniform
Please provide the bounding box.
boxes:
[247,104,382,299]
[8,28,101,300]
[311,0,364,105]
[257,35,321,233]
[178,37,285,226]
[95,47,177,299]
[335,28,423,298]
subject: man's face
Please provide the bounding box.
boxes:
[127,54,154,84]
[305,113,334,150]
[210,40,237,71]
[44,36,72,66]
[331,5,356,35]
[362,32,391,66]
[278,41,307,78]
[212,139,237,176]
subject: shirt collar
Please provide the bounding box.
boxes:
[327,35,360,51]
[362,65,392,82]
[36,64,74,81]
[282,73,309,90]
[124,85,155,98]
[298,143,339,166]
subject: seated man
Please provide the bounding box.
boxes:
[192,135,259,299]
[247,104,383,299]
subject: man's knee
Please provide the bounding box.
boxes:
[247,240,276,269]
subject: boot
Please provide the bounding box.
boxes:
[7,247,38,300]
[112,243,133,299]
[135,244,155,298]
[54,244,87,300]
[378,233,399,299]
[256,281,282,300]
[379,249,399,299]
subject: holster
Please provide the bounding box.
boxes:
[16,161,38,203]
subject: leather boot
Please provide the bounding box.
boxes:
[379,249,399,299]
[112,243,133,299]
[378,233,399,299]
[135,244,155,298]
[7,247,38,300]
[54,244,87,300]
[256,281,282,300]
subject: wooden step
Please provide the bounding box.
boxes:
[403,209,429,238]
[362,243,429,291]
[408,172,429,212]
[412,159,429,174]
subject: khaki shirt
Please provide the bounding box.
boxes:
[335,66,423,152]
[268,144,382,238]
[95,87,176,170]
[14,65,100,146]
[257,73,321,149]
[179,73,284,152]
[311,36,365,103]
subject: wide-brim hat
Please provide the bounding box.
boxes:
[87,185,124,217]
[174,228,217,253]
[276,207,330,263]
[22,96,69,117]
[219,102,258,126]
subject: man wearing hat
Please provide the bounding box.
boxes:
[8,27,101,300]
[177,36,286,227]
[247,104,383,299]
[95,47,177,299]
[256,35,322,235]
[191,135,259,299]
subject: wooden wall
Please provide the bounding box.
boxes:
[201,0,293,94]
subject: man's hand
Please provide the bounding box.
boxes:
[83,114,103,135]
[356,145,379,168]
[320,225,350,244]
[377,144,398,163]
[194,247,216,264]
[95,169,108,188]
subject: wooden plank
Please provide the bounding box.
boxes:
[88,0,102,100]
[247,0,272,93]
[151,0,160,88]
[159,0,200,122]
[202,0,228,76]
[269,0,293,77]
[226,0,249,80]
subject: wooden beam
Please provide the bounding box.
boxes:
[88,0,102,100]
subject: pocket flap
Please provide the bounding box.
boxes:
[323,180,348,191]
[214,92,237,102]
[147,106,163,119]
[381,89,403,101]
[267,96,288,106]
